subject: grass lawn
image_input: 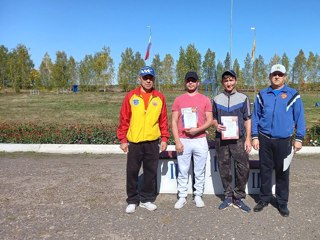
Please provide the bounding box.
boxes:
[0,89,318,129]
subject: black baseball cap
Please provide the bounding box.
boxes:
[222,70,237,79]
[185,71,199,81]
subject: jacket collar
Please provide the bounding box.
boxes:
[134,86,155,96]
[267,84,288,93]
[223,88,237,96]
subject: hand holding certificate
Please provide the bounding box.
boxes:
[182,107,197,129]
[221,116,239,140]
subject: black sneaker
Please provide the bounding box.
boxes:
[233,199,251,213]
[278,204,290,217]
[218,197,233,210]
[253,200,268,212]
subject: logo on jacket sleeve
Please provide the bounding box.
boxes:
[133,99,140,106]
[152,100,158,107]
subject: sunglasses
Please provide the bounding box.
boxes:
[185,78,198,83]
[272,72,285,77]
[142,75,154,81]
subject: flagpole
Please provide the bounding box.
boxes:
[230,0,233,69]
[147,25,152,39]
[251,27,256,98]
[145,26,152,61]
[145,26,158,90]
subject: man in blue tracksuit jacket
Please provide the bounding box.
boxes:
[251,64,306,217]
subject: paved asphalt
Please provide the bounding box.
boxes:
[0,152,319,240]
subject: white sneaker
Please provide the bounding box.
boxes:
[139,202,157,211]
[194,196,205,208]
[125,204,136,214]
[174,197,187,209]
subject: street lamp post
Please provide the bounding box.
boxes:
[251,27,256,98]
[230,0,233,68]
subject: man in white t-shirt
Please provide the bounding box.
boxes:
[171,71,213,209]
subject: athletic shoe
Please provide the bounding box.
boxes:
[125,204,136,214]
[218,197,233,210]
[194,196,205,208]
[139,202,157,211]
[174,197,187,209]
[233,199,251,213]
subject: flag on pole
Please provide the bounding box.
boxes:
[144,35,152,60]
[251,38,256,60]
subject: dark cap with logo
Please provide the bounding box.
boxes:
[222,70,237,79]
[185,71,199,81]
[139,66,155,77]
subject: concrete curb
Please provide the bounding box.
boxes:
[0,144,319,155]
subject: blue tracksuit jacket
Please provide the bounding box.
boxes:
[251,85,306,142]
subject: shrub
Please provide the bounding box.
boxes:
[0,121,319,146]
[305,121,320,146]
[0,122,121,144]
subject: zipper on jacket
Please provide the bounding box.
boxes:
[270,94,277,134]
[143,95,154,139]
[145,95,153,113]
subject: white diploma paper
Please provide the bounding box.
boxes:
[283,147,294,171]
[182,107,197,129]
[221,116,239,140]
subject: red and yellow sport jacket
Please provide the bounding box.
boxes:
[117,87,169,143]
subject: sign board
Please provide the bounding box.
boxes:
[157,149,275,195]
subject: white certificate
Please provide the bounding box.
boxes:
[221,116,239,140]
[283,147,294,171]
[182,107,197,129]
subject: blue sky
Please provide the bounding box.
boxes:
[1,0,320,71]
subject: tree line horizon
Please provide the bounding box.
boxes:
[0,43,319,93]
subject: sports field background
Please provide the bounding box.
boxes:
[0,90,318,128]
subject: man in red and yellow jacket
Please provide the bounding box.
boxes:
[117,66,169,214]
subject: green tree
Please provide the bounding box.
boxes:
[306,52,319,84]
[224,52,231,70]
[176,47,187,87]
[185,44,201,73]
[39,53,53,89]
[202,48,216,82]
[79,54,94,92]
[52,51,69,89]
[242,53,253,88]
[281,53,291,83]
[0,45,9,89]
[151,54,162,91]
[215,61,224,94]
[233,59,243,89]
[7,53,17,90]
[292,49,307,89]
[133,52,145,72]
[269,54,281,67]
[93,47,114,90]
[30,69,41,89]
[118,48,136,91]
[7,44,34,92]
[254,55,268,88]
[161,54,175,89]
[68,56,78,86]
[132,52,145,89]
